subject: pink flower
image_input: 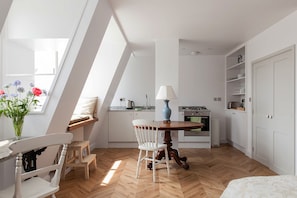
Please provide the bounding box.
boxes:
[0,90,4,95]
[32,87,42,96]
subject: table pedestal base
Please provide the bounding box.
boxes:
[148,130,189,170]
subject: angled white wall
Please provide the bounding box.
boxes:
[80,16,132,148]
[0,0,12,32]
[45,0,112,135]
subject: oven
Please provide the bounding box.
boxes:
[178,106,211,148]
[184,111,210,136]
[181,106,211,137]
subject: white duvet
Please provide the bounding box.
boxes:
[221,175,297,198]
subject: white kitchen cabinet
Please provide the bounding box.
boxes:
[253,47,294,174]
[225,110,247,152]
[108,111,154,142]
[225,45,246,110]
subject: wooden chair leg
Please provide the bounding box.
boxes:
[152,151,156,182]
[136,150,142,178]
[85,164,89,179]
[93,158,97,169]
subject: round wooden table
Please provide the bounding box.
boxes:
[155,121,203,170]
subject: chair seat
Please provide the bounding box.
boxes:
[0,177,59,198]
[138,143,167,151]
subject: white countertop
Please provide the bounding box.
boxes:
[109,106,155,112]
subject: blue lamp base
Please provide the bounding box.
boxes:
[162,100,171,122]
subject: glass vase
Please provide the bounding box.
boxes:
[12,116,24,140]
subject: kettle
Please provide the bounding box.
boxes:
[126,100,135,109]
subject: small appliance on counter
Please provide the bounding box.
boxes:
[126,100,135,109]
[227,101,241,109]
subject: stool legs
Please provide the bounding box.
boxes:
[63,141,97,179]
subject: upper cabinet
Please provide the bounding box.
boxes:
[225,45,246,111]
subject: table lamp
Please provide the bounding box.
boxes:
[156,85,177,122]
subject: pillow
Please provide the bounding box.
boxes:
[73,97,98,116]
[69,114,90,125]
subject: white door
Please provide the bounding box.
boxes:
[253,47,295,174]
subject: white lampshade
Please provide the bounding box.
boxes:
[156,85,177,100]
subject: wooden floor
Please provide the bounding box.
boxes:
[56,144,276,198]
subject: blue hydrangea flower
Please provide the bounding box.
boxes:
[17,87,25,93]
[13,80,21,86]
[10,93,18,97]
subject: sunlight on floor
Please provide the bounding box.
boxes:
[100,160,122,186]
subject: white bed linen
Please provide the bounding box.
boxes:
[221,175,297,198]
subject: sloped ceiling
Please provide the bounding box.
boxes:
[0,0,12,32]
[109,0,297,56]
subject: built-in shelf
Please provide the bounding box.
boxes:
[225,45,246,110]
[226,61,245,70]
[232,93,245,96]
[227,77,245,83]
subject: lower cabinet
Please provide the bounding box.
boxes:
[226,110,247,152]
[108,111,154,142]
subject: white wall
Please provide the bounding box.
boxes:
[245,10,297,160]
[111,55,155,107]
[112,54,226,141]
[179,55,226,140]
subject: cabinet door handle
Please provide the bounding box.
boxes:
[266,115,270,118]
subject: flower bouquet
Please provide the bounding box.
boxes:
[0,80,44,139]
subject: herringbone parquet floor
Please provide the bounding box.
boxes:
[56,144,276,198]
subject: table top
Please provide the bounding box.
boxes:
[156,121,203,130]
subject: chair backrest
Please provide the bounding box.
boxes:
[9,133,73,197]
[132,119,159,149]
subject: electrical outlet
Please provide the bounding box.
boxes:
[214,97,221,102]
[120,98,125,102]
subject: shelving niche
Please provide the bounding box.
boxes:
[225,46,246,110]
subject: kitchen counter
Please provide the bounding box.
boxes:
[109,106,155,112]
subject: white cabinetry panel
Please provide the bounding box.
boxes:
[108,111,154,142]
[109,112,134,142]
[226,110,247,152]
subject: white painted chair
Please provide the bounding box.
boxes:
[132,119,170,182]
[0,133,73,198]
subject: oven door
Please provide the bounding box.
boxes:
[184,115,209,136]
